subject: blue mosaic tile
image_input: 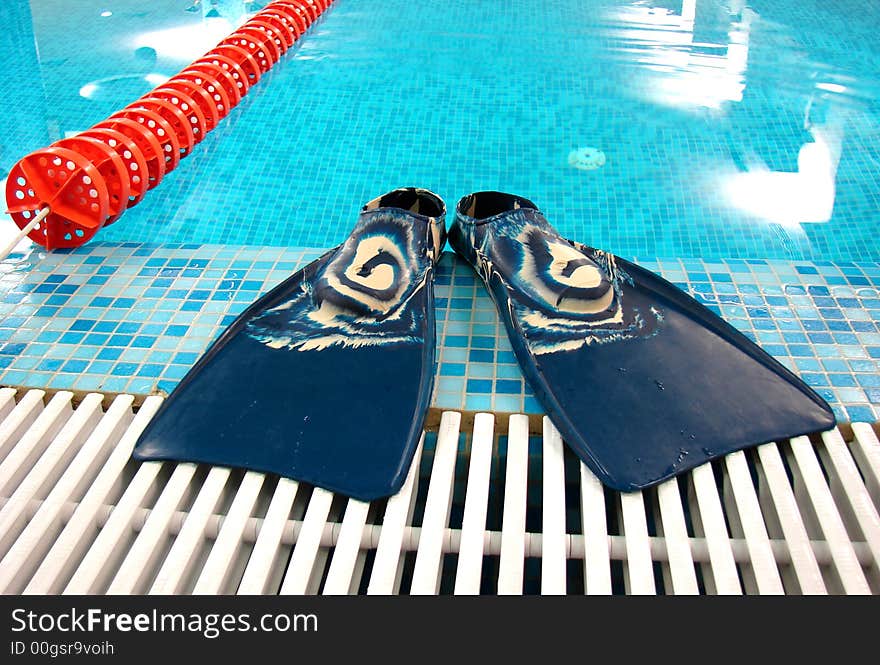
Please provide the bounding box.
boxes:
[846,406,876,422]
[494,395,523,413]
[468,365,493,380]
[467,379,493,394]
[495,380,522,394]
[465,395,492,411]
[469,350,494,363]
[440,364,465,377]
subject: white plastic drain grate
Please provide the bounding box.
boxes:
[0,387,877,595]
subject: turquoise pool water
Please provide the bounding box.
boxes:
[1,0,879,261]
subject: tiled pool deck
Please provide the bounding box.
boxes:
[0,242,878,423]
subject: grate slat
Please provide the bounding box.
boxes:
[238,478,300,595]
[655,478,699,594]
[723,451,785,594]
[453,413,495,595]
[148,466,232,594]
[850,424,880,509]
[0,391,71,492]
[755,441,827,594]
[64,460,166,595]
[0,390,45,462]
[689,464,742,594]
[193,471,265,594]
[0,393,102,561]
[0,394,134,594]
[786,435,871,594]
[497,414,530,595]
[619,489,656,595]
[410,412,461,595]
[322,498,371,595]
[817,430,880,580]
[278,488,333,595]
[107,462,199,594]
[366,438,424,595]
[23,396,162,594]
[540,417,567,595]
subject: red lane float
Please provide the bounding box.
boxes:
[148,87,210,143]
[156,79,220,132]
[245,19,288,58]
[258,12,298,48]
[78,128,150,207]
[177,66,234,117]
[130,98,196,157]
[227,25,282,68]
[5,0,334,250]
[53,136,130,226]
[93,117,167,190]
[190,55,249,100]
[212,43,263,84]
[270,2,312,34]
[263,9,304,40]
[6,148,109,248]
[110,106,182,171]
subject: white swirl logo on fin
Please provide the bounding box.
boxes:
[520,237,616,315]
[324,235,409,315]
[245,211,433,352]
[471,210,661,355]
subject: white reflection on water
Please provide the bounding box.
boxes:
[723,94,843,227]
[610,0,849,230]
[78,73,170,100]
[132,17,238,63]
[607,0,751,110]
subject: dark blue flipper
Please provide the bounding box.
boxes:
[133,188,446,500]
[449,191,835,491]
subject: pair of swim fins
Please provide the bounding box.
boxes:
[133,188,836,500]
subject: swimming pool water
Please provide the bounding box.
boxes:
[1,0,879,261]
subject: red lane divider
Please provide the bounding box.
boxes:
[110,106,183,171]
[245,19,288,59]
[5,0,333,250]
[148,88,210,145]
[270,2,312,34]
[93,117,167,191]
[176,66,235,117]
[78,128,150,208]
[158,79,221,132]
[190,55,250,100]
[131,97,197,158]
[258,12,298,48]
[6,148,109,248]
[53,136,131,227]
[213,43,263,84]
